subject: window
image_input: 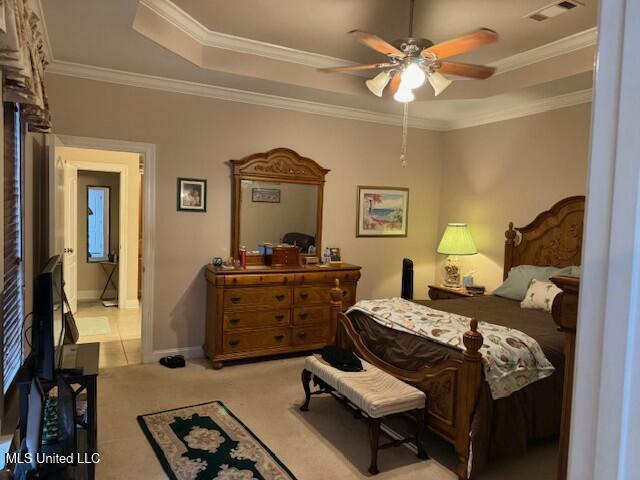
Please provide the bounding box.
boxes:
[86,186,110,262]
[2,103,25,392]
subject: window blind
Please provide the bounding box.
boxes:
[2,103,24,393]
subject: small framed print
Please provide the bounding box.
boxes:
[252,188,281,203]
[177,178,207,212]
[356,186,409,237]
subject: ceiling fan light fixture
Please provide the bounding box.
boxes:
[401,63,426,89]
[365,71,392,97]
[428,71,453,96]
[393,83,415,103]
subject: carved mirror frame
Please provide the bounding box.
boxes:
[230,148,329,262]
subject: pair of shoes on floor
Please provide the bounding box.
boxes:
[159,355,186,369]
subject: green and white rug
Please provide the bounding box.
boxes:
[137,401,297,480]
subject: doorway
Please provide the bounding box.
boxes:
[49,135,154,366]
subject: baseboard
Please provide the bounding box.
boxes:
[77,290,107,301]
[123,299,140,309]
[148,346,204,363]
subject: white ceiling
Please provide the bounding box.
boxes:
[39,0,598,129]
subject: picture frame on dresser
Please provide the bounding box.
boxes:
[356,186,409,237]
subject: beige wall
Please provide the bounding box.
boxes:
[437,103,591,290]
[59,147,140,308]
[76,170,120,298]
[240,181,318,250]
[46,74,443,353]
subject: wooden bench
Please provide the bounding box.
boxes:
[300,354,428,474]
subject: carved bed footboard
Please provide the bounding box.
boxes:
[335,307,484,480]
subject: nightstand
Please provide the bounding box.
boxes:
[428,285,477,300]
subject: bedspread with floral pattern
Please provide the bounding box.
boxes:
[346,298,555,399]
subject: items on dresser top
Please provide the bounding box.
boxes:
[204,263,361,369]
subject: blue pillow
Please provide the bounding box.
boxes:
[494,265,575,301]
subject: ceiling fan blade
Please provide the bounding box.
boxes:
[386,72,402,96]
[437,61,496,79]
[422,28,498,60]
[318,63,393,73]
[349,30,404,57]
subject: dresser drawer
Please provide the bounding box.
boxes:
[223,327,290,354]
[224,287,291,308]
[294,286,328,305]
[292,324,331,346]
[292,306,330,326]
[223,309,290,330]
[296,270,360,285]
[225,274,293,286]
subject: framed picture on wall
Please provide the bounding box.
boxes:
[177,178,207,212]
[356,186,409,237]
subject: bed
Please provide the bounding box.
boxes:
[335,196,585,479]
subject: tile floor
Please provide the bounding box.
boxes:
[75,300,141,368]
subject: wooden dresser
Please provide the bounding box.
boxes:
[204,263,361,368]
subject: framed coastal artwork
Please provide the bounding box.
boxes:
[177,178,207,212]
[356,186,409,237]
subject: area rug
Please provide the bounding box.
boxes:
[75,316,112,336]
[137,401,297,480]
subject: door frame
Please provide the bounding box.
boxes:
[55,135,156,364]
[66,160,128,310]
[569,0,640,478]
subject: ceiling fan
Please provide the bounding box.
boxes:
[318,0,499,102]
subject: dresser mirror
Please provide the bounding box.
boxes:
[230,148,329,261]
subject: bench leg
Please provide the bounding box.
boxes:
[300,369,312,412]
[368,417,381,475]
[415,408,429,460]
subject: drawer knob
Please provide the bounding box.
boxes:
[297,331,307,339]
[299,313,308,320]
[229,340,240,346]
[275,314,285,321]
[275,294,286,301]
[230,318,240,325]
[300,293,309,299]
[231,297,241,304]
[274,335,285,341]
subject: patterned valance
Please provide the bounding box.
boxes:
[0,0,50,131]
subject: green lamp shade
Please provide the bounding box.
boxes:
[437,223,478,255]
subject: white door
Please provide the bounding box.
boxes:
[47,134,65,256]
[63,163,78,314]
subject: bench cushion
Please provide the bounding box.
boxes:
[305,355,425,418]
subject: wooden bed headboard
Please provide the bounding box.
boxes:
[503,196,585,279]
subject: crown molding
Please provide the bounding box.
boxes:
[34,0,53,62]
[491,27,597,75]
[47,60,449,131]
[47,60,592,132]
[447,89,593,130]
[139,0,357,71]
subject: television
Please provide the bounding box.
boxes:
[32,255,65,381]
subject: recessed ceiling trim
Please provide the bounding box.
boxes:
[491,27,597,74]
[47,60,592,132]
[448,88,592,130]
[140,0,596,77]
[139,0,357,70]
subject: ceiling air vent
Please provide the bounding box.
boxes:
[525,0,584,21]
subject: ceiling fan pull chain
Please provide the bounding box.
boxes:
[400,102,409,168]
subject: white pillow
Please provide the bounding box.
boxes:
[520,279,562,312]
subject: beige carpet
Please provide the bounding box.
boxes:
[97,356,557,480]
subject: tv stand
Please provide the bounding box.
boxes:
[16,343,99,479]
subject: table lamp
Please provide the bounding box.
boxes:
[436,223,477,288]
